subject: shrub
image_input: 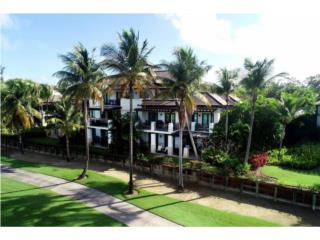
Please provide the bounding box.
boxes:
[249,152,268,170]
[22,127,47,138]
[202,147,231,167]
[268,143,320,170]
[234,162,251,176]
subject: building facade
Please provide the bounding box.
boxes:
[87,70,239,157]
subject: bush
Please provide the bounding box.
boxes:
[249,152,268,170]
[234,162,251,176]
[22,127,47,138]
[268,143,320,170]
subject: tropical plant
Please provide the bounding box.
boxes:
[241,58,287,163]
[161,47,210,191]
[273,90,316,158]
[47,99,82,161]
[215,68,238,149]
[100,28,155,194]
[1,79,41,153]
[54,43,104,179]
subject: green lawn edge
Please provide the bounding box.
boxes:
[1,175,126,227]
[1,155,280,226]
[261,165,320,189]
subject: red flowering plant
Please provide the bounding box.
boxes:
[249,152,268,170]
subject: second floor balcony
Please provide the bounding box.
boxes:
[89,118,111,128]
[138,120,179,133]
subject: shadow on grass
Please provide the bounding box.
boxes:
[1,193,125,226]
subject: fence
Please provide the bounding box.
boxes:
[2,138,319,211]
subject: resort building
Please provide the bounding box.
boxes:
[87,70,239,157]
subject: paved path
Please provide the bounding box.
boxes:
[1,165,179,227]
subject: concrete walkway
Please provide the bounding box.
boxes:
[1,165,179,227]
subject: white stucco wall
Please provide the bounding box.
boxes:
[120,98,142,114]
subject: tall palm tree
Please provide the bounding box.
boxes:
[54,43,104,179]
[100,28,155,194]
[1,79,41,153]
[0,65,5,82]
[215,68,238,149]
[241,58,287,163]
[47,99,82,161]
[162,47,210,191]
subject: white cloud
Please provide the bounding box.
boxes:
[165,13,320,80]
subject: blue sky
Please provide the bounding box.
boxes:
[1,13,319,84]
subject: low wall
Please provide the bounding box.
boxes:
[2,140,319,211]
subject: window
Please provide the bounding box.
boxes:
[165,112,176,123]
[192,113,198,123]
[202,113,209,126]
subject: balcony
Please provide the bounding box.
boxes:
[89,118,109,128]
[138,121,179,133]
[105,99,120,105]
[191,122,214,133]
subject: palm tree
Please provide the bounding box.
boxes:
[0,65,5,82]
[215,68,238,149]
[162,47,210,191]
[1,79,41,153]
[241,58,287,163]
[274,91,314,159]
[54,43,104,179]
[100,28,155,194]
[47,99,82,161]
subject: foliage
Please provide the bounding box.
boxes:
[268,143,320,170]
[249,152,268,170]
[201,147,249,176]
[285,114,320,145]
[1,79,41,134]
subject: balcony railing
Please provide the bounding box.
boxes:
[138,121,179,132]
[89,118,109,127]
[105,99,120,105]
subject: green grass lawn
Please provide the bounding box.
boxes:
[261,165,320,189]
[1,155,279,226]
[1,175,126,226]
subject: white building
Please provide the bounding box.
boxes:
[87,70,239,157]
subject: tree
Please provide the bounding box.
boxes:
[100,29,154,194]
[0,65,5,82]
[215,68,238,149]
[47,99,82,161]
[54,43,104,179]
[274,90,316,158]
[241,58,287,163]
[161,47,210,191]
[307,74,320,100]
[1,79,41,153]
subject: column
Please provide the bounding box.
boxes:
[167,135,173,155]
[87,128,92,144]
[150,133,156,153]
[191,122,196,131]
[209,122,214,133]
[151,121,156,131]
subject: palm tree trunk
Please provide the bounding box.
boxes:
[244,94,257,163]
[225,95,229,151]
[66,134,70,162]
[78,98,89,179]
[178,126,184,191]
[128,83,134,194]
[185,111,198,160]
[18,133,24,154]
[278,124,286,160]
